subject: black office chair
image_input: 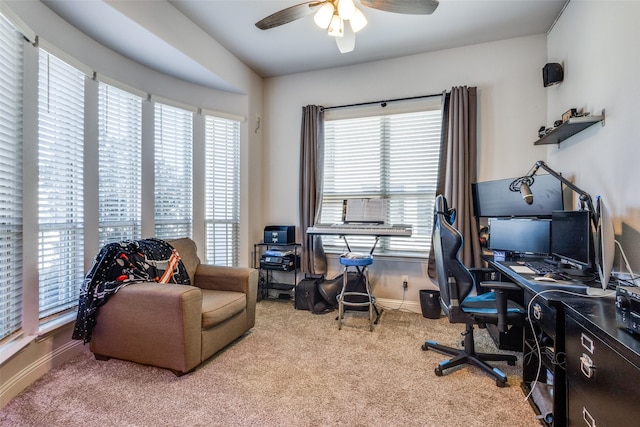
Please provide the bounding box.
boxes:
[422,194,525,387]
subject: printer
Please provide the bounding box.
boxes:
[260,249,298,271]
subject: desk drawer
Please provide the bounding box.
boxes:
[526,294,557,338]
[565,315,640,425]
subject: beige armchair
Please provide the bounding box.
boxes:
[90,238,258,375]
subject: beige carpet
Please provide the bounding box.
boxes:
[1,300,539,426]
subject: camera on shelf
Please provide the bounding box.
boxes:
[562,108,578,123]
[538,125,554,138]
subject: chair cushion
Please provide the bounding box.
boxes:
[461,292,524,314]
[201,289,246,329]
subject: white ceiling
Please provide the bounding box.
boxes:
[41,0,568,92]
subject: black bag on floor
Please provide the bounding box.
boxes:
[342,271,370,311]
[295,275,323,311]
[318,272,369,311]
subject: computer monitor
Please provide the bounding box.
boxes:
[488,218,551,255]
[551,210,593,270]
[595,197,615,289]
[472,174,564,218]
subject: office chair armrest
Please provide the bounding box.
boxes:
[469,268,497,294]
[478,281,520,292]
[469,267,494,276]
[479,281,520,332]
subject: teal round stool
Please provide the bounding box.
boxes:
[338,253,375,331]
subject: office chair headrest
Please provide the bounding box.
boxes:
[435,194,456,225]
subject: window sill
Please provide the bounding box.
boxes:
[0,334,33,365]
[0,312,77,365]
[37,311,76,340]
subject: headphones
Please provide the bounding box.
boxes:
[478,226,489,247]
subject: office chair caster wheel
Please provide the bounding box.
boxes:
[496,379,507,388]
[421,343,429,351]
[435,367,443,376]
[508,360,516,366]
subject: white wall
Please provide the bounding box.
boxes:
[263,34,552,304]
[546,1,640,276]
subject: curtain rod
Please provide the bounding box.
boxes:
[321,92,443,112]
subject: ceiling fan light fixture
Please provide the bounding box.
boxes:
[335,23,356,53]
[337,0,356,20]
[327,14,344,37]
[313,3,335,29]
[349,8,368,33]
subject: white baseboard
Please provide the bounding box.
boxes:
[0,338,83,409]
[375,298,422,314]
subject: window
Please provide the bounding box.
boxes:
[154,103,193,240]
[0,13,24,341]
[320,101,442,255]
[38,50,85,319]
[98,82,142,246]
[204,115,240,266]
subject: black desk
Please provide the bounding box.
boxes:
[487,257,640,427]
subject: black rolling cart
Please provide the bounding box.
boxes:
[254,242,300,300]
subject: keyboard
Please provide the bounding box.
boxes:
[524,261,558,275]
[307,223,412,237]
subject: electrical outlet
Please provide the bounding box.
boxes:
[402,275,409,289]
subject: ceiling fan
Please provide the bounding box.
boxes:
[255,0,439,54]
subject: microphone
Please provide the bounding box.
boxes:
[520,182,533,205]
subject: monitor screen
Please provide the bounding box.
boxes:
[472,174,564,218]
[488,218,551,255]
[551,210,593,268]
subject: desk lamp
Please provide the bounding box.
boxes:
[508,160,598,229]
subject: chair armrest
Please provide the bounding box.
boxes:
[469,267,495,276]
[90,282,203,373]
[478,281,521,292]
[469,267,497,294]
[194,264,258,297]
[479,281,522,332]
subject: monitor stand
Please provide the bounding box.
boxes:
[586,287,615,297]
[561,267,592,278]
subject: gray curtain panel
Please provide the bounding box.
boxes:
[443,86,481,268]
[299,105,327,275]
[428,86,480,277]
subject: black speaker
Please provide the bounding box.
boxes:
[542,63,563,87]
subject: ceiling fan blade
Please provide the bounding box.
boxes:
[359,0,439,15]
[255,1,325,30]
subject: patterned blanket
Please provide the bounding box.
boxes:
[72,238,190,343]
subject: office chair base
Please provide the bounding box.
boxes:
[422,327,517,387]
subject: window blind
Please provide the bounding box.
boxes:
[38,49,85,319]
[98,82,142,246]
[0,13,24,341]
[321,109,442,255]
[204,115,240,266]
[154,103,193,240]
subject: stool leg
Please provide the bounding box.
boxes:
[365,268,374,331]
[338,265,348,330]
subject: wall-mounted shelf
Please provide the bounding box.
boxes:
[534,112,605,146]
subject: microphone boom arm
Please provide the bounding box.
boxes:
[511,160,598,229]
